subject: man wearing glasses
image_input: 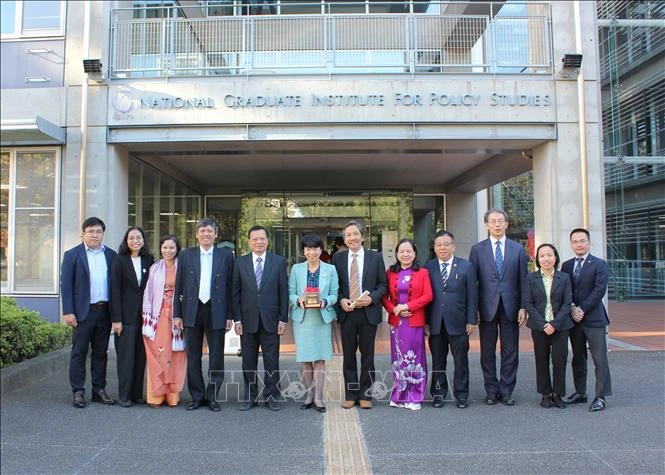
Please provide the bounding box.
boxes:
[561,228,611,412]
[426,230,478,409]
[469,208,528,406]
[61,217,117,408]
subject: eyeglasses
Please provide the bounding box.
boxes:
[487,219,506,225]
[127,236,144,242]
[435,242,454,248]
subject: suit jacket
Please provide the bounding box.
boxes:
[173,246,234,330]
[425,257,478,336]
[288,261,339,324]
[469,237,528,321]
[332,248,387,325]
[524,270,574,332]
[60,243,116,323]
[382,267,433,327]
[110,253,154,324]
[561,254,610,327]
[232,251,288,333]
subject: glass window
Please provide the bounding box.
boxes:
[128,158,201,253]
[1,148,58,293]
[22,0,62,32]
[0,152,9,287]
[1,1,17,36]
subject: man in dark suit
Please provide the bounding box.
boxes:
[61,217,117,408]
[333,220,386,410]
[232,225,288,411]
[561,228,612,412]
[174,218,234,412]
[426,230,478,409]
[469,208,528,406]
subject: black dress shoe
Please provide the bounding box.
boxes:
[239,401,258,411]
[91,389,116,405]
[72,391,86,408]
[208,400,221,412]
[564,392,588,404]
[456,400,468,409]
[266,400,281,411]
[432,395,445,408]
[484,395,497,405]
[540,394,552,408]
[551,394,566,409]
[300,402,314,410]
[501,395,515,406]
[132,398,146,405]
[314,404,327,413]
[118,399,132,408]
[589,397,606,412]
[187,400,205,411]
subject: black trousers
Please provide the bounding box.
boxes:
[340,310,377,401]
[69,304,112,393]
[240,320,281,402]
[479,302,519,397]
[531,329,569,396]
[569,324,612,398]
[184,301,226,402]
[114,318,146,402]
[429,329,470,402]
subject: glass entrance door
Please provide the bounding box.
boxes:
[238,192,413,269]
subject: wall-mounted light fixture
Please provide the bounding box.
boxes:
[82,59,102,73]
[562,53,583,69]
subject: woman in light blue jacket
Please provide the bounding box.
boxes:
[289,233,339,413]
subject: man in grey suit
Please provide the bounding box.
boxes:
[469,208,528,406]
[232,225,288,411]
[426,230,478,409]
[333,220,387,409]
[561,228,612,412]
[174,218,234,412]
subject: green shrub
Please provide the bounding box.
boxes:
[0,297,72,368]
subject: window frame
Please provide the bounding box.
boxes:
[0,147,61,295]
[1,0,66,39]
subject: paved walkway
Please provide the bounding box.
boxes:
[1,301,664,474]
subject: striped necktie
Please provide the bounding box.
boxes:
[255,257,263,288]
[350,253,360,300]
[440,262,448,285]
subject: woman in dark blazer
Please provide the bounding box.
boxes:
[111,227,154,407]
[525,243,573,409]
[381,238,433,410]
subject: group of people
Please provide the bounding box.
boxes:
[61,209,611,414]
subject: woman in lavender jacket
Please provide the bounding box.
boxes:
[142,235,186,407]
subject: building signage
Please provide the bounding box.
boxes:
[108,79,557,125]
[134,92,551,110]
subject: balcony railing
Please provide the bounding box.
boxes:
[109,2,552,78]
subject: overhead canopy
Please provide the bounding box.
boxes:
[0,116,66,146]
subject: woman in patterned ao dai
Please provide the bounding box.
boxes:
[381,238,433,410]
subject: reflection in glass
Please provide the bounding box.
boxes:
[15,152,56,208]
[14,209,56,292]
[1,152,9,286]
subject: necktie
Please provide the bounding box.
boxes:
[199,252,211,303]
[495,241,504,277]
[255,257,263,288]
[573,257,583,280]
[350,253,360,300]
[440,262,448,285]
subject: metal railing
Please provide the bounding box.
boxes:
[109,2,552,78]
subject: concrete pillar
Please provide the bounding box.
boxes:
[446,191,487,258]
[532,1,606,262]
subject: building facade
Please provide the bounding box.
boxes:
[2,0,615,320]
